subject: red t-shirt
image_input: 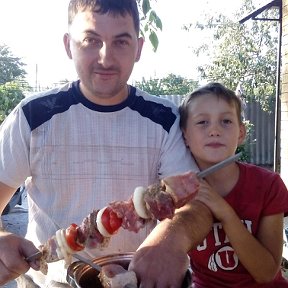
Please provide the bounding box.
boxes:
[189,162,288,287]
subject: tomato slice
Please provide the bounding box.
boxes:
[65,223,84,252]
[101,207,122,235]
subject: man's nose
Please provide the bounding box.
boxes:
[98,43,113,67]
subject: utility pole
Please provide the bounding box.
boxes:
[35,63,38,92]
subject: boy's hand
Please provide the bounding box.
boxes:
[195,179,233,222]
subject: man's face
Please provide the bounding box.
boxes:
[64,10,143,105]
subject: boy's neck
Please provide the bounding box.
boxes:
[205,164,240,197]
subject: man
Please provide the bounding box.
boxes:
[0,0,212,287]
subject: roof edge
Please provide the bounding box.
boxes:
[238,0,281,24]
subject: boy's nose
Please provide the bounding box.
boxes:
[208,124,221,137]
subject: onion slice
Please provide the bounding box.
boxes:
[55,229,71,263]
[96,207,112,237]
[133,187,150,219]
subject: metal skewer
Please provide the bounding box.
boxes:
[197,153,242,179]
[25,250,42,262]
[73,253,102,272]
[25,250,102,273]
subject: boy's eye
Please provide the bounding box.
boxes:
[196,120,208,125]
[222,119,232,125]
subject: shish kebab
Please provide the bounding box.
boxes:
[25,153,241,276]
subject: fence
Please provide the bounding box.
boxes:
[160,95,275,167]
[244,101,275,167]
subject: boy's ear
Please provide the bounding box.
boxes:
[238,123,246,145]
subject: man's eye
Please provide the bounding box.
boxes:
[114,39,129,47]
[82,38,102,47]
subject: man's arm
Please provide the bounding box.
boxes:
[0,181,40,285]
[0,181,18,214]
[129,200,212,288]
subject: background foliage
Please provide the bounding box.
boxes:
[184,0,279,111]
[0,45,29,124]
[135,73,198,95]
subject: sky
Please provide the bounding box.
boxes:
[0,0,265,89]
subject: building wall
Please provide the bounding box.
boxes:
[282,0,288,185]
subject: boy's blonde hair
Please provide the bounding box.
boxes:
[179,82,244,130]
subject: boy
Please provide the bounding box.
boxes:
[179,82,288,287]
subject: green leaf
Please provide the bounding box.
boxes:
[142,0,151,16]
[149,10,163,30]
[138,0,162,52]
[149,31,159,52]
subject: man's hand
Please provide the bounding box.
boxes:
[129,200,213,288]
[0,231,40,285]
[130,242,189,288]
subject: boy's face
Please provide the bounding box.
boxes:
[183,94,246,168]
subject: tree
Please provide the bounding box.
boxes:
[0,82,28,123]
[184,0,279,111]
[0,45,28,124]
[0,45,27,84]
[135,73,199,95]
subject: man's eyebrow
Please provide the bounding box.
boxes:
[114,32,133,39]
[83,30,100,36]
[83,31,133,39]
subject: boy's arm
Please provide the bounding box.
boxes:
[222,210,284,283]
[129,200,212,288]
[196,179,285,283]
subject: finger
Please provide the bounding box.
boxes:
[20,240,42,270]
[0,251,32,281]
[139,278,180,288]
[138,279,155,288]
[28,259,41,271]
[0,259,20,286]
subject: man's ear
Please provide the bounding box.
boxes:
[63,33,73,59]
[135,37,144,62]
[238,123,247,146]
[182,129,189,147]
